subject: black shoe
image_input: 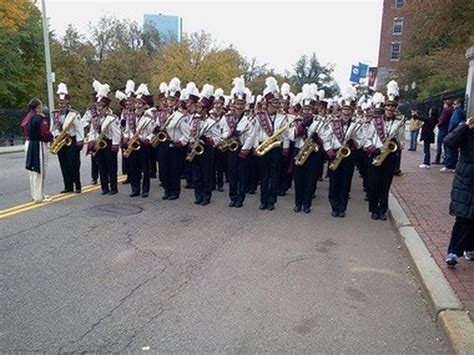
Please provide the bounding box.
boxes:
[74,189,81,194]
[228,201,236,207]
[248,190,256,195]
[141,192,149,198]
[294,205,302,212]
[331,210,338,217]
[91,179,98,185]
[109,190,118,195]
[234,201,243,208]
[364,196,369,201]
[168,195,178,200]
[259,204,267,210]
[184,184,193,189]
[150,174,157,179]
[267,204,275,211]
[162,193,169,200]
[201,200,210,206]
[303,206,311,214]
[338,211,346,218]
[379,213,387,221]
[371,212,379,220]
[101,190,110,195]
[129,191,140,197]
[217,186,224,192]
[60,189,73,193]
[194,199,203,205]
[278,191,286,196]
[122,180,130,185]
[432,161,441,165]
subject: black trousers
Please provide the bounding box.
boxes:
[228,149,250,204]
[58,136,81,191]
[328,154,355,214]
[294,149,322,208]
[279,142,294,193]
[162,145,185,198]
[212,149,227,189]
[367,152,397,215]
[259,147,281,206]
[91,155,99,181]
[448,216,474,256]
[122,154,130,177]
[96,140,118,193]
[192,146,214,203]
[355,149,369,193]
[248,154,259,193]
[129,145,150,194]
[158,141,170,192]
[148,145,157,178]
[184,160,193,186]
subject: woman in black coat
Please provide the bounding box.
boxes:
[444,116,474,266]
[418,107,439,168]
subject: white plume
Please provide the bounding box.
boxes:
[214,88,224,99]
[186,82,199,97]
[326,98,334,108]
[115,90,127,101]
[92,79,102,93]
[386,80,399,97]
[341,85,357,101]
[232,77,246,96]
[56,82,68,95]
[180,88,189,101]
[361,102,369,111]
[200,84,214,99]
[317,90,325,100]
[265,76,279,94]
[357,94,366,106]
[135,83,150,98]
[244,88,253,104]
[159,82,168,94]
[289,92,295,105]
[293,93,302,106]
[256,94,263,104]
[97,84,110,99]
[373,92,385,107]
[224,95,231,106]
[168,77,181,93]
[281,83,290,97]
[125,80,135,95]
[309,83,318,98]
[302,84,312,100]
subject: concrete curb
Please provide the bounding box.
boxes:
[0,146,24,155]
[388,192,474,354]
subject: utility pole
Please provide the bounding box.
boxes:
[40,0,55,118]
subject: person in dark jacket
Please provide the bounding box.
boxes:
[441,99,466,172]
[444,116,474,266]
[434,99,453,164]
[418,107,439,168]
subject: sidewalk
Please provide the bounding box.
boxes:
[0,145,23,154]
[391,148,474,319]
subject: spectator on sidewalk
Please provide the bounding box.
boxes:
[408,109,423,151]
[441,99,466,172]
[445,116,474,266]
[434,99,453,165]
[418,107,439,168]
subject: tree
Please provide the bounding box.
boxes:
[289,53,339,97]
[0,0,30,31]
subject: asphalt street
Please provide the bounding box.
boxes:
[1,151,450,353]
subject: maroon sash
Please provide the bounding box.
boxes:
[88,109,101,132]
[226,113,237,135]
[158,110,168,126]
[191,117,201,137]
[125,109,137,133]
[331,118,346,144]
[372,113,386,142]
[52,110,62,130]
[257,112,273,137]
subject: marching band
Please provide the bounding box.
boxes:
[46,76,405,220]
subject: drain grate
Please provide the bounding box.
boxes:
[88,204,143,217]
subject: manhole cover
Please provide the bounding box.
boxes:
[88,204,143,217]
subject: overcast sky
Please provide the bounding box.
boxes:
[43,0,383,87]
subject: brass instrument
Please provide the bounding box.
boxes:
[150,111,174,148]
[329,118,363,171]
[186,118,219,162]
[216,137,240,152]
[88,115,117,157]
[48,112,78,154]
[123,117,152,158]
[294,116,332,166]
[372,115,407,167]
[255,116,294,157]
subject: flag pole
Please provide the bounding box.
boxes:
[40,0,55,120]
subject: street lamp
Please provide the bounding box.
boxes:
[40,0,55,118]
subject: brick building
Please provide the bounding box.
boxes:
[376,0,413,90]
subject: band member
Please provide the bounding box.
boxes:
[51,83,84,193]
[209,88,227,192]
[121,80,136,184]
[81,80,102,184]
[321,85,365,218]
[278,82,293,196]
[124,83,156,197]
[356,102,373,200]
[289,88,325,213]
[22,98,53,203]
[162,77,190,200]
[87,83,121,195]
[221,77,256,208]
[247,95,264,195]
[188,84,220,205]
[254,77,290,211]
[365,81,405,220]
[182,82,200,189]
[150,82,169,187]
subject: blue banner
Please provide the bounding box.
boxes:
[358,63,369,78]
[350,65,360,83]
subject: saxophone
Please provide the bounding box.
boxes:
[294,116,332,166]
[329,118,363,171]
[186,118,218,162]
[255,116,294,157]
[123,117,152,158]
[372,115,407,167]
[48,111,78,154]
[150,111,173,148]
[88,115,117,157]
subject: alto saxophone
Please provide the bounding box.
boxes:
[329,118,363,171]
[123,118,152,158]
[255,116,294,157]
[372,115,407,167]
[294,116,331,166]
[48,111,78,154]
[88,115,117,157]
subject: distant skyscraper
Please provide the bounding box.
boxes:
[144,14,183,43]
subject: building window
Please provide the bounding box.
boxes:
[393,18,404,35]
[395,0,404,8]
[390,42,401,61]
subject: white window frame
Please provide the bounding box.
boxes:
[393,17,404,35]
[395,0,404,8]
[390,42,401,61]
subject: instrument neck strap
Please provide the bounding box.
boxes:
[257,112,273,137]
[373,113,386,142]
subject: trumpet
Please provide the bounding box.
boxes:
[255,116,294,157]
[48,112,78,154]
